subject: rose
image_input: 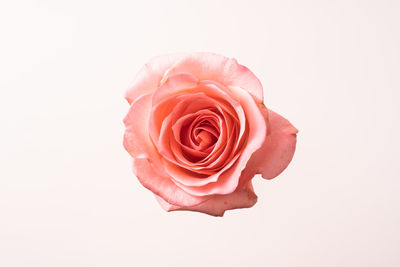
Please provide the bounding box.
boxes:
[123,52,297,216]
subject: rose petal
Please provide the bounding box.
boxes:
[125,53,185,104]
[152,72,199,105]
[134,158,209,207]
[162,52,264,102]
[155,181,258,217]
[123,93,159,159]
[239,106,298,186]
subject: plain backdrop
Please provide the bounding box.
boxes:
[1,0,399,266]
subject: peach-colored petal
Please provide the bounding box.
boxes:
[125,53,185,104]
[239,106,298,186]
[163,153,241,188]
[134,158,209,207]
[123,93,210,207]
[123,93,159,160]
[156,181,258,217]
[163,52,264,102]
[258,108,298,179]
[152,72,199,105]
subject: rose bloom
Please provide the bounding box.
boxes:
[123,52,297,216]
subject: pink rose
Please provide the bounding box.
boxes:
[123,52,297,216]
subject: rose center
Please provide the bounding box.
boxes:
[190,118,220,151]
[195,130,217,149]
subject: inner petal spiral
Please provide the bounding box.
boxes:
[192,120,219,150]
[178,112,221,162]
[150,84,249,185]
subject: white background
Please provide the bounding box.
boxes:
[1,0,399,266]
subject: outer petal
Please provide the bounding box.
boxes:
[123,93,160,159]
[125,53,185,104]
[240,106,298,185]
[134,158,209,207]
[163,52,264,102]
[123,93,210,207]
[156,182,258,217]
[151,72,199,105]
